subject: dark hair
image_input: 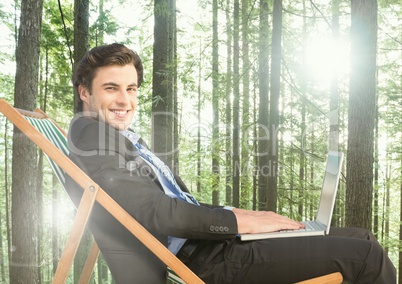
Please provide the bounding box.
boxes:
[72,43,144,113]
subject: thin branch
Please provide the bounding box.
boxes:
[309,0,332,29]
[57,0,73,67]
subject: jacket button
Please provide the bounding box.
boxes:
[224,227,229,232]
[215,226,220,232]
[219,226,224,232]
[210,225,215,232]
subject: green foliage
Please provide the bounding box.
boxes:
[89,6,119,46]
[0,74,15,101]
[40,0,75,115]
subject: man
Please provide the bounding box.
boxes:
[67,43,396,283]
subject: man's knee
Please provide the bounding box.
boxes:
[353,227,377,241]
[329,227,377,241]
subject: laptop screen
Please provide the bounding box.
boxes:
[316,151,343,229]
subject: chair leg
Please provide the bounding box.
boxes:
[53,186,99,283]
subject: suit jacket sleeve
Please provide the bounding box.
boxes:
[68,116,238,240]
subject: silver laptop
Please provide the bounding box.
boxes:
[240,151,344,241]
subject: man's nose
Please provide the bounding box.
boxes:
[116,90,130,105]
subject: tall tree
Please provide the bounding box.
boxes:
[240,0,250,208]
[266,0,282,212]
[298,0,307,220]
[73,1,91,282]
[3,120,10,283]
[0,214,5,282]
[197,41,202,193]
[373,99,379,236]
[96,0,105,46]
[330,0,342,227]
[173,8,178,176]
[52,175,58,275]
[211,0,220,205]
[346,0,378,229]
[232,0,240,207]
[10,0,43,283]
[399,147,402,282]
[258,0,270,211]
[329,0,340,151]
[36,138,44,284]
[73,0,89,111]
[225,0,233,206]
[152,0,177,168]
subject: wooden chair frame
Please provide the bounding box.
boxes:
[0,99,343,284]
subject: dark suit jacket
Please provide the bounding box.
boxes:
[65,116,237,283]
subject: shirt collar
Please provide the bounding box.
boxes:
[120,129,141,145]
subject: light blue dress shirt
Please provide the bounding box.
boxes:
[121,130,193,254]
[121,130,234,254]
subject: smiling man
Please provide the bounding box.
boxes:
[66,43,396,284]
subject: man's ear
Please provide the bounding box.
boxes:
[78,85,90,103]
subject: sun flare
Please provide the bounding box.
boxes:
[305,35,349,85]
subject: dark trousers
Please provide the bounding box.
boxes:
[180,228,396,284]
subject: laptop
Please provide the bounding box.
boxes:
[240,151,344,241]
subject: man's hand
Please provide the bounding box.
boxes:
[233,208,305,234]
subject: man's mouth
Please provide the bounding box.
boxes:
[111,110,129,116]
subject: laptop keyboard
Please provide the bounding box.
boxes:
[302,221,323,231]
[281,221,324,232]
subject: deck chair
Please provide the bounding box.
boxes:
[0,99,343,284]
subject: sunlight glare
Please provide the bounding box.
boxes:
[305,35,349,85]
[43,192,75,235]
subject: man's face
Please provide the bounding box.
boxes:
[79,64,138,131]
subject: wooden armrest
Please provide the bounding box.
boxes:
[295,272,343,284]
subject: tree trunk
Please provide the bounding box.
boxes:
[232,0,240,208]
[267,0,282,212]
[399,148,402,283]
[36,151,44,284]
[240,0,250,209]
[52,175,58,275]
[11,0,43,283]
[96,0,105,46]
[346,0,377,229]
[73,0,89,111]
[152,0,177,168]
[253,85,258,210]
[298,105,306,219]
[330,0,342,227]
[97,254,108,283]
[73,1,92,282]
[373,95,379,237]
[35,49,48,283]
[298,0,307,220]
[329,0,340,151]
[172,3,179,175]
[4,120,11,283]
[225,0,233,206]
[258,0,270,211]
[211,0,220,205]
[74,233,93,284]
[384,149,390,254]
[197,42,202,193]
[0,214,5,283]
